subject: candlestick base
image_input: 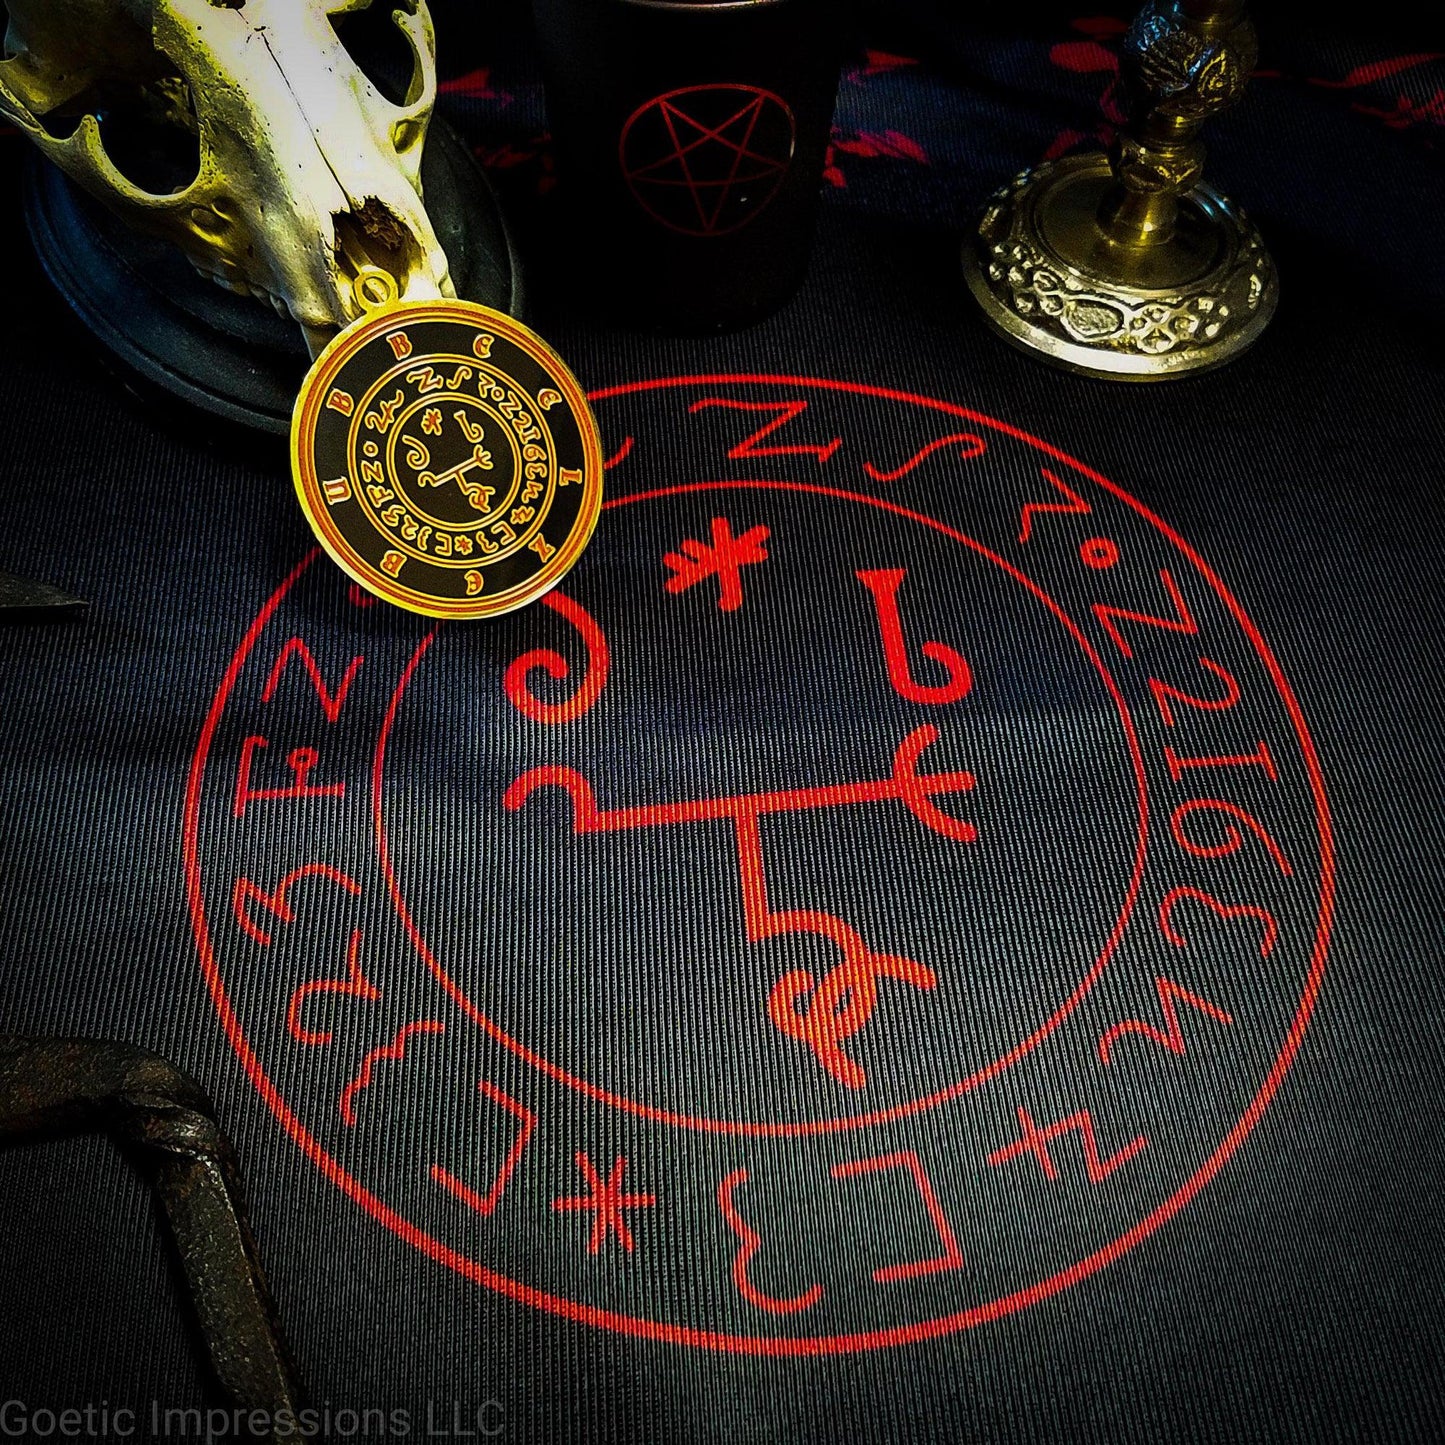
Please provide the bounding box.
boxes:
[962,153,1277,381]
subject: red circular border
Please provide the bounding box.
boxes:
[185,375,1334,1354]
[372,479,1150,1136]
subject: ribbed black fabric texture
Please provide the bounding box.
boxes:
[1,8,1442,1443]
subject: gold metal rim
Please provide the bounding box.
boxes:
[291,299,604,619]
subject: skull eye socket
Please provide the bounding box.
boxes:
[94,75,203,198]
[0,1,157,155]
[330,3,426,109]
[1,0,200,194]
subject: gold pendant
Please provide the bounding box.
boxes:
[291,269,603,618]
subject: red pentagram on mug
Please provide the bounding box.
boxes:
[186,375,1332,1352]
[619,84,797,236]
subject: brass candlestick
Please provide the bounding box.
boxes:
[962,0,1277,380]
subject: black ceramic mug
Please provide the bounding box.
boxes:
[533,0,846,331]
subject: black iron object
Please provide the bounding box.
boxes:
[0,571,87,618]
[0,1038,300,1440]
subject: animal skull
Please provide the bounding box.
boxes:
[0,0,455,354]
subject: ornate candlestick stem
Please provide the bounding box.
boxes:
[962,0,1276,380]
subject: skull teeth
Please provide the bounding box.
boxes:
[188,256,301,325]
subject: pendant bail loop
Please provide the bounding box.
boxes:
[351,266,400,316]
